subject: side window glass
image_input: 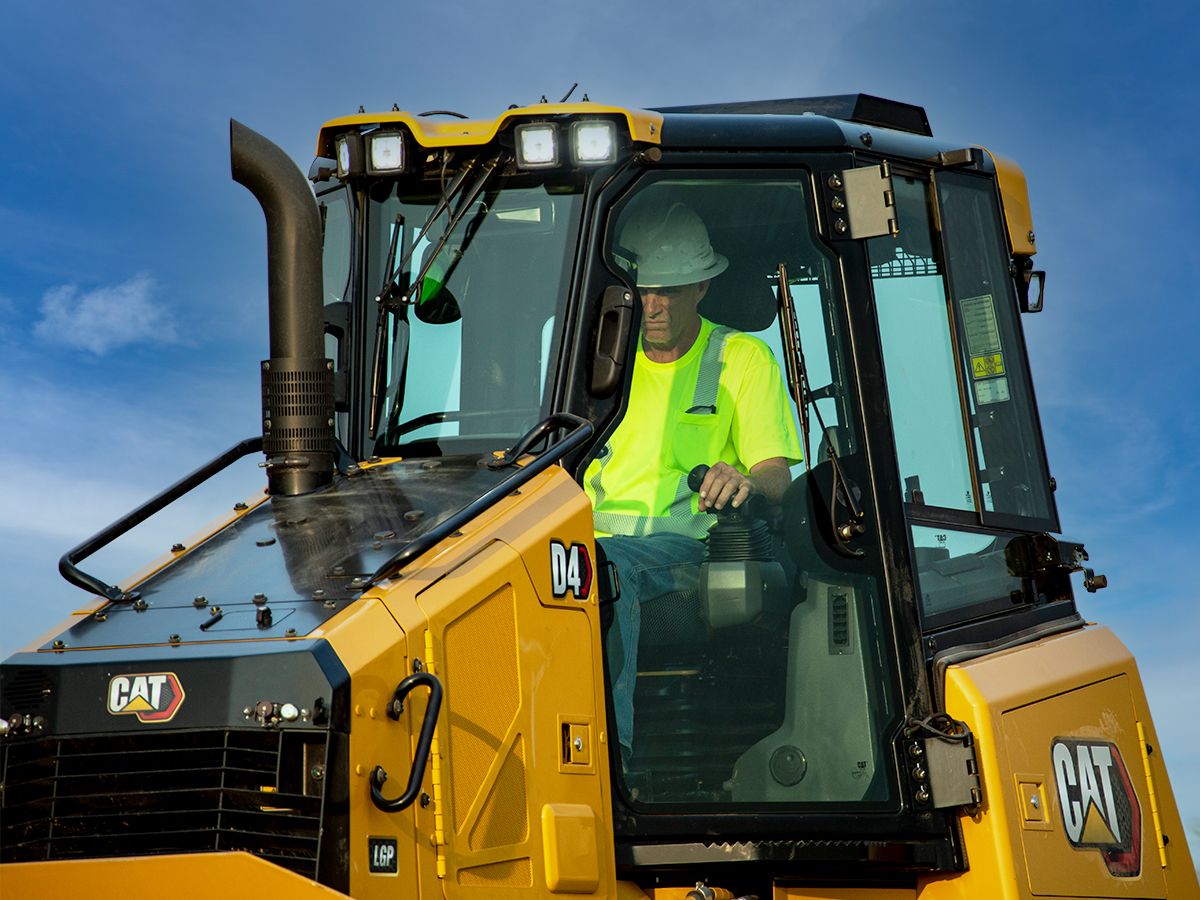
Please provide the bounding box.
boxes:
[936,172,1056,526]
[869,177,976,512]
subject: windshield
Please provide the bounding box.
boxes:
[368,175,584,456]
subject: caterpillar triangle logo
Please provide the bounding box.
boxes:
[107,672,186,723]
[1051,738,1142,878]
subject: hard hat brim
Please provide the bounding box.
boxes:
[636,252,728,289]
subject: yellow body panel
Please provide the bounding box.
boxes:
[917,625,1197,899]
[981,148,1038,257]
[317,103,662,156]
[2,852,348,900]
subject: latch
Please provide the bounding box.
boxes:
[825,162,898,240]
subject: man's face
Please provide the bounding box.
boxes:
[640,279,709,353]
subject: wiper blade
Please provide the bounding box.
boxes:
[376,156,480,306]
[406,152,506,307]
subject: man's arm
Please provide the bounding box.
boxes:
[698,457,791,511]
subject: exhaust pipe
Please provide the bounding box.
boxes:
[230,119,334,495]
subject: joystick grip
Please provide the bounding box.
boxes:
[687,464,709,494]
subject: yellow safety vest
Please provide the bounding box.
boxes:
[586,318,802,539]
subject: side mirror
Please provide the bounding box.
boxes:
[1012,255,1046,313]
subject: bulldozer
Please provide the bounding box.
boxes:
[2,94,1196,900]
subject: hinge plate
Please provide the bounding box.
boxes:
[924,732,983,808]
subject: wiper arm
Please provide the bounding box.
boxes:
[376,157,479,306]
[368,213,406,439]
[776,263,866,557]
[406,152,506,307]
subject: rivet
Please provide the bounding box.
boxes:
[52,640,66,650]
[234,502,248,511]
[285,627,297,637]
[193,596,208,608]
[354,704,363,717]
[355,764,365,776]
[369,707,377,719]
[404,510,425,522]
[171,543,185,553]
[332,566,346,576]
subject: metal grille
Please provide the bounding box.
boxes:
[1,729,327,878]
[870,253,940,279]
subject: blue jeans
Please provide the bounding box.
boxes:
[598,533,708,754]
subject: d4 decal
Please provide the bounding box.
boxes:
[550,540,592,600]
[107,672,186,723]
[1051,738,1142,877]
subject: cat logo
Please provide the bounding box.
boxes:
[550,540,592,600]
[1051,738,1142,877]
[107,672,186,723]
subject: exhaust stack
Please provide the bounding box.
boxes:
[230,119,334,495]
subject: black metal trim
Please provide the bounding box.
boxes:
[363,415,594,588]
[58,437,264,602]
[369,671,443,812]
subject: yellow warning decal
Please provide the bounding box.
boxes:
[972,353,1004,379]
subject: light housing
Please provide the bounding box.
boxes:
[335,133,365,179]
[571,119,618,165]
[367,131,406,174]
[515,123,559,169]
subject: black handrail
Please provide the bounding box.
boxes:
[370,671,444,812]
[58,437,264,602]
[363,414,594,590]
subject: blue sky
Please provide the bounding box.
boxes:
[2,0,1198,861]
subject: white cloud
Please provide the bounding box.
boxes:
[33,272,176,355]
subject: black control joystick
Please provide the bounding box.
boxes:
[687,465,784,628]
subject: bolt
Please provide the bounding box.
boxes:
[859,131,873,146]
[332,566,346,576]
[262,361,270,371]
[210,606,223,616]
[255,538,276,547]
[285,627,297,637]
[169,634,181,644]
[369,456,382,464]
[312,589,326,599]
[253,593,268,605]
[193,596,208,608]
[573,737,584,752]
[412,658,424,672]
[234,502,248,511]
[93,611,107,622]
[280,703,300,722]
[827,173,843,190]
[420,460,440,470]
[420,792,432,808]
[1030,794,1039,809]
[310,765,325,781]
[831,196,845,211]
[375,530,396,540]
[834,218,848,235]
[1028,230,1036,243]
[133,597,149,612]
[351,576,366,587]
[52,640,66,650]
[912,765,927,781]
[907,742,924,759]
[403,510,425,522]
[390,698,403,718]
[915,786,930,803]
[243,706,253,718]
[347,464,361,476]
[324,600,336,609]
[171,543,185,553]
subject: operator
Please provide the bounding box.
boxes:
[584,199,803,760]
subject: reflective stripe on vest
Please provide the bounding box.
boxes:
[592,326,734,538]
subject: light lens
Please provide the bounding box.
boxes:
[369,132,405,172]
[572,120,617,164]
[336,137,352,177]
[516,123,558,168]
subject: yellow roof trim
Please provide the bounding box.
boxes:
[979,147,1037,257]
[317,102,662,156]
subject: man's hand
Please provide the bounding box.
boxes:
[698,458,792,511]
[697,461,751,511]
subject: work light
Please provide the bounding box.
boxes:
[367,132,406,174]
[515,123,559,169]
[335,133,365,178]
[571,120,617,165]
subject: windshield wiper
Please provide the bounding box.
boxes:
[776,263,866,557]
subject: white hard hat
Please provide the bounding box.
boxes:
[616,201,728,288]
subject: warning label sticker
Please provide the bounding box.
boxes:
[975,377,1010,405]
[971,353,1005,379]
[961,294,1001,356]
